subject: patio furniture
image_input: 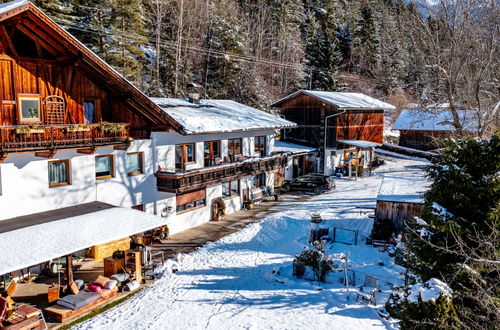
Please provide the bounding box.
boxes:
[355,274,378,305]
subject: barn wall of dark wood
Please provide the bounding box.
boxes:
[375,200,424,234]
[398,130,448,150]
[277,94,385,149]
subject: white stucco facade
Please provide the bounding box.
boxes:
[0,129,279,236]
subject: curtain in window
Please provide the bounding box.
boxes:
[49,162,67,185]
[84,101,95,124]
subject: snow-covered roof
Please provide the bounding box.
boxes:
[151,98,296,135]
[377,167,430,203]
[393,109,480,132]
[0,0,27,14]
[273,140,316,155]
[0,207,168,275]
[271,90,395,110]
[337,140,382,148]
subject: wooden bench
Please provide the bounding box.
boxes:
[44,289,118,323]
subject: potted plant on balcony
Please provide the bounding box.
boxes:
[98,121,126,134]
[243,196,255,210]
[65,124,91,133]
[213,197,226,221]
[15,125,46,134]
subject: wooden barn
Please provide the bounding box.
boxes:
[375,168,429,236]
[0,0,179,160]
[270,90,395,174]
[392,109,479,151]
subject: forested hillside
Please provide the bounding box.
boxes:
[3,0,498,133]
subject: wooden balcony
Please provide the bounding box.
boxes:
[156,155,287,194]
[0,123,130,154]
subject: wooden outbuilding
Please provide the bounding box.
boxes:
[375,168,429,235]
[392,109,479,151]
[271,90,394,173]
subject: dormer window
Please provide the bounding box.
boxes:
[18,95,41,124]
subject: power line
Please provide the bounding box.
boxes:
[53,18,443,94]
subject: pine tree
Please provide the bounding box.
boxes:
[302,0,341,90]
[403,135,500,328]
[353,0,380,76]
[203,0,248,100]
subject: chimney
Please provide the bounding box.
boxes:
[187,82,203,104]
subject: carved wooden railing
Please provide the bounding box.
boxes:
[0,123,130,153]
[156,155,287,193]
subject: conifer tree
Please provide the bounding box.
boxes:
[403,135,500,328]
[353,0,380,76]
[203,0,248,100]
[302,0,341,90]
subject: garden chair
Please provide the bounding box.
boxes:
[355,274,378,305]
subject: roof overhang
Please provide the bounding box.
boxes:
[0,0,183,132]
[337,140,382,149]
[270,90,393,110]
[0,203,168,275]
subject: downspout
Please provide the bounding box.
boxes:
[151,132,158,215]
[323,109,347,174]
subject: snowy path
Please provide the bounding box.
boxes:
[74,157,424,330]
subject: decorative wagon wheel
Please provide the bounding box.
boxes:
[44,95,66,125]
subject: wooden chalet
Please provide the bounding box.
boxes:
[0,0,180,160]
[270,90,395,157]
[393,109,479,151]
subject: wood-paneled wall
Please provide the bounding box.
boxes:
[278,94,384,148]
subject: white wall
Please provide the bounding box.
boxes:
[0,140,174,221]
[153,129,276,171]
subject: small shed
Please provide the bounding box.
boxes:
[375,169,430,235]
[393,109,479,150]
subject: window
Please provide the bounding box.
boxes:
[48,160,70,187]
[84,100,95,124]
[176,190,206,213]
[95,155,114,179]
[18,95,41,123]
[176,199,206,213]
[127,152,143,176]
[253,173,266,188]
[228,138,242,158]
[175,143,195,169]
[204,140,220,166]
[222,180,239,198]
[254,136,267,157]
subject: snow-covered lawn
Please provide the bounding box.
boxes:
[75,157,425,330]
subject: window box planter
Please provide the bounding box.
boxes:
[15,126,46,134]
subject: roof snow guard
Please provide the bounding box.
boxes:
[0,0,182,131]
[270,90,396,110]
[151,98,297,135]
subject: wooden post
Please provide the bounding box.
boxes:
[65,255,73,286]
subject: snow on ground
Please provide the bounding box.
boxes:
[75,157,424,330]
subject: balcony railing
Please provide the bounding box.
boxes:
[0,123,130,153]
[156,155,287,194]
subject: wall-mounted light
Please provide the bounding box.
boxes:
[161,206,173,218]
